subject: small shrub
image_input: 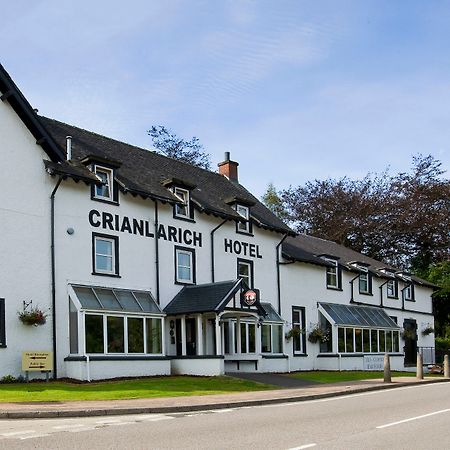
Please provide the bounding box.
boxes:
[1,375,17,383]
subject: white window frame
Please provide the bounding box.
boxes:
[292,307,305,355]
[325,260,339,288]
[94,236,116,275]
[261,322,283,354]
[239,321,256,354]
[174,187,190,219]
[236,204,250,233]
[94,165,114,201]
[176,248,194,284]
[404,284,413,301]
[387,279,397,298]
[237,259,253,288]
[359,272,369,294]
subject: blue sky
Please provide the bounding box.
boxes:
[1,0,449,196]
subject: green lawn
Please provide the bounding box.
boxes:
[0,376,274,403]
[288,370,419,383]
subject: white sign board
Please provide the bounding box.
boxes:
[363,355,384,371]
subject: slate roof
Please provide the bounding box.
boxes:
[283,234,436,288]
[164,280,241,315]
[39,117,293,235]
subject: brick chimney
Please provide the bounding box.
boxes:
[218,152,239,182]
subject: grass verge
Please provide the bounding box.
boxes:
[0,376,274,403]
[287,370,423,383]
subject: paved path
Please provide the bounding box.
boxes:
[0,377,448,419]
[225,371,320,388]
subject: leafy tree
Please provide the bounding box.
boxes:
[148,125,212,170]
[280,154,450,269]
[261,183,289,222]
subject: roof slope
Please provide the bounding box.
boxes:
[40,117,293,234]
[283,234,436,288]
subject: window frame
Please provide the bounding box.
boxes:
[92,233,120,277]
[83,312,164,356]
[0,298,5,348]
[386,279,398,299]
[337,326,400,354]
[173,187,193,221]
[236,204,252,235]
[324,259,342,290]
[358,270,372,295]
[404,283,415,302]
[174,246,196,285]
[237,258,254,289]
[292,306,306,356]
[91,165,118,204]
[261,322,284,354]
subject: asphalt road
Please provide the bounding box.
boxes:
[1,382,449,449]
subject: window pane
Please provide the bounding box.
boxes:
[133,292,160,313]
[355,328,363,352]
[146,318,162,354]
[178,253,190,266]
[293,311,300,323]
[107,316,124,353]
[363,329,370,352]
[346,328,354,352]
[127,317,144,353]
[386,330,393,353]
[293,325,302,353]
[85,315,104,353]
[359,274,368,292]
[69,299,78,354]
[178,266,191,281]
[379,330,385,353]
[94,289,121,310]
[272,325,283,353]
[75,287,101,309]
[261,325,271,352]
[115,290,142,312]
[371,329,378,352]
[240,322,246,353]
[393,331,400,352]
[338,327,345,352]
[96,255,113,272]
[96,239,112,256]
[248,324,256,353]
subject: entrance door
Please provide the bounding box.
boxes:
[175,318,197,356]
[403,319,417,365]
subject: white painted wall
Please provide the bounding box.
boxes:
[0,100,55,379]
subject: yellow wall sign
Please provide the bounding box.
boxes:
[22,352,53,371]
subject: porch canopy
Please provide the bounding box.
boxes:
[164,279,266,317]
[319,302,400,329]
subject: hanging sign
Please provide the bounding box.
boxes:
[241,289,260,307]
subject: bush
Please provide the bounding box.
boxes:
[1,375,17,383]
[435,337,450,351]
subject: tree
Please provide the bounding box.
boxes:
[280,155,450,269]
[261,183,289,222]
[148,125,212,170]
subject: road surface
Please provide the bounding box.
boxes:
[0,382,449,449]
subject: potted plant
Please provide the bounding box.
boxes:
[18,306,47,326]
[308,324,329,344]
[401,328,416,340]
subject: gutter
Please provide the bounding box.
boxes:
[210,219,227,283]
[154,201,160,303]
[50,176,62,379]
[276,234,289,315]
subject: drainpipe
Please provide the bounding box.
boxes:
[400,286,407,311]
[349,273,360,302]
[154,201,160,303]
[276,234,289,315]
[50,176,62,380]
[210,219,227,283]
[378,279,390,307]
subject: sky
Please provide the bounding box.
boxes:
[1,0,449,197]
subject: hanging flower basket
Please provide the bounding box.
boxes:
[308,325,329,344]
[421,325,434,336]
[401,328,416,340]
[18,307,47,326]
[285,327,302,341]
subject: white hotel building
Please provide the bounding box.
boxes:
[0,63,436,380]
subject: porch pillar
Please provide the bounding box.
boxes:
[215,316,222,355]
[236,317,241,354]
[181,315,187,356]
[256,321,262,354]
[196,314,203,355]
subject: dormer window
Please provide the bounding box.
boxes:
[236,204,251,234]
[404,284,415,301]
[387,279,398,298]
[174,187,190,219]
[94,166,113,201]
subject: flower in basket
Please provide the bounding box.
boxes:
[285,327,303,341]
[308,324,329,344]
[18,306,48,326]
[421,325,434,336]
